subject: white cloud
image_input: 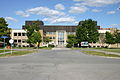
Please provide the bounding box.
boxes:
[16,11,29,17]
[5,17,18,22]
[74,0,120,7]
[110,24,120,26]
[117,7,120,10]
[107,11,116,14]
[69,6,88,13]
[43,16,75,24]
[26,7,65,17]
[92,9,102,12]
[55,4,65,10]
[75,21,79,24]
[16,6,77,24]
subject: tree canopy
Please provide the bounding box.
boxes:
[0,17,11,37]
[67,34,77,45]
[76,19,99,43]
[30,32,42,44]
[43,36,51,44]
[114,32,120,44]
[24,21,42,47]
[105,32,115,44]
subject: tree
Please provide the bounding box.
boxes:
[43,36,51,43]
[67,34,77,47]
[24,21,42,47]
[76,26,88,43]
[114,32,120,47]
[43,36,52,47]
[105,32,115,46]
[76,19,99,45]
[30,32,42,47]
[0,17,11,37]
[0,17,11,45]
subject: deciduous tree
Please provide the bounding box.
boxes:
[105,32,115,45]
[24,21,42,47]
[76,19,99,45]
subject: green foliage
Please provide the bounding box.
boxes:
[0,17,11,44]
[43,36,51,43]
[48,44,55,48]
[0,17,11,36]
[0,50,33,57]
[66,44,72,48]
[30,32,42,44]
[83,50,120,57]
[76,19,99,43]
[114,32,120,43]
[67,34,77,47]
[67,34,77,44]
[105,32,115,44]
[76,26,88,42]
[23,21,42,46]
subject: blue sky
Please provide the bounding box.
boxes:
[0,0,120,29]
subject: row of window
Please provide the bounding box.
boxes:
[67,32,75,35]
[49,36,55,39]
[14,40,26,43]
[46,32,56,35]
[46,32,76,35]
[14,33,26,36]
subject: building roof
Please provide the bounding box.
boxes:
[43,25,77,32]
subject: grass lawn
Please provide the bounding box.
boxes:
[0,50,11,53]
[72,47,90,50]
[0,50,34,57]
[72,47,120,53]
[13,47,53,49]
[13,47,34,49]
[82,50,120,58]
[99,49,120,53]
[38,47,53,49]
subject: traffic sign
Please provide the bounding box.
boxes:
[9,39,14,44]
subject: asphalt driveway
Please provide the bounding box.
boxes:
[0,49,120,80]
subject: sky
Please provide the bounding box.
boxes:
[0,0,120,29]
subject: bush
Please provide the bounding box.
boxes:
[66,44,72,48]
[48,44,55,48]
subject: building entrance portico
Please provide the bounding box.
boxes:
[56,30,67,47]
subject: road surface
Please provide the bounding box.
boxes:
[0,49,120,80]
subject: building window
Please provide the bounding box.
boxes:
[14,33,17,36]
[18,33,21,36]
[18,40,21,43]
[22,33,26,36]
[58,31,64,45]
[14,40,17,42]
[49,37,52,39]
[47,32,55,35]
[67,32,75,35]
[22,40,25,43]
[53,37,55,39]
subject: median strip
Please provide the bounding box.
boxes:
[82,50,120,58]
[0,50,34,57]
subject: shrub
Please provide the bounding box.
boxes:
[48,44,55,48]
[66,44,72,48]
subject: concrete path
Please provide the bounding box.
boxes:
[52,48,71,50]
[0,49,120,80]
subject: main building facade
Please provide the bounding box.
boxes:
[11,20,118,47]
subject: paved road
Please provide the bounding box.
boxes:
[0,49,120,80]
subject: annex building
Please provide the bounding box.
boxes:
[10,20,118,48]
